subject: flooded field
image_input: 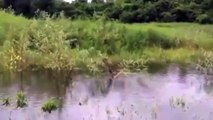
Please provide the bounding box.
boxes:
[0,64,213,120]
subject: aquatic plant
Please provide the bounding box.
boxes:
[16,91,27,108]
[1,97,10,106]
[42,99,59,113]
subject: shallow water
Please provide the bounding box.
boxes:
[0,65,213,120]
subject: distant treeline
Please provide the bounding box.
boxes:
[0,0,212,23]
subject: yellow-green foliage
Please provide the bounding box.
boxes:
[27,19,74,71]
[0,11,29,44]
[0,11,212,72]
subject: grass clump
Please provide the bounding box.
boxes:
[16,91,27,108]
[42,98,59,113]
[196,50,213,74]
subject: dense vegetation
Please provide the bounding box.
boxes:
[0,0,213,24]
[0,11,212,74]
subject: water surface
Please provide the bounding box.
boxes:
[0,65,213,120]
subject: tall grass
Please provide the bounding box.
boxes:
[0,11,212,73]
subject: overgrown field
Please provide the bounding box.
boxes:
[0,11,212,73]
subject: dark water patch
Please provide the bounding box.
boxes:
[146,62,169,74]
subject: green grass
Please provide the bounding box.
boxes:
[70,20,213,50]
[16,91,27,108]
[0,11,29,45]
[42,98,59,113]
[0,11,212,73]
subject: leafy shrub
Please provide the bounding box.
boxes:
[171,7,197,22]
[104,6,122,20]
[1,24,30,71]
[143,3,158,22]
[196,14,213,24]
[155,0,175,13]
[131,9,145,22]
[80,20,121,55]
[119,11,134,23]
[160,12,175,22]
[27,19,74,70]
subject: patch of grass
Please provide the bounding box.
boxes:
[0,11,29,45]
[142,47,199,64]
[125,22,213,50]
[0,11,212,73]
[16,91,27,108]
[42,98,59,113]
[196,50,213,74]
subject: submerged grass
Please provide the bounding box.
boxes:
[0,11,212,73]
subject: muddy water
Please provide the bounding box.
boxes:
[0,65,213,120]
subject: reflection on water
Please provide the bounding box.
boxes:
[0,64,213,120]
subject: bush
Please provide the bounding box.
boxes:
[160,12,175,22]
[196,14,213,24]
[171,7,197,22]
[104,6,122,20]
[143,3,158,22]
[119,11,134,23]
[131,9,145,22]
[155,0,175,12]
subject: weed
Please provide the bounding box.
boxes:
[16,91,27,108]
[196,50,213,74]
[42,98,59,113]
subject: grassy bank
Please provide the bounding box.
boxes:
[0,11,212,74]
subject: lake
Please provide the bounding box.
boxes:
[0,64,213,120]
